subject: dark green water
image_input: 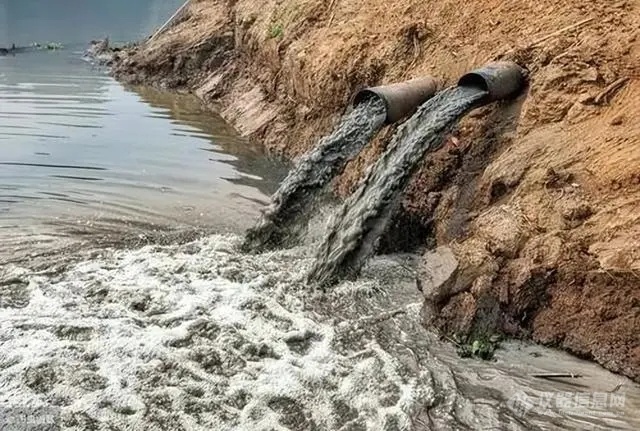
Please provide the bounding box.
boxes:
[308,86,487,286]
[243,97,386,252]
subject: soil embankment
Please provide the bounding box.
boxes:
[112,0,640,381]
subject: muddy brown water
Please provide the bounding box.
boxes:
[1,46,639,431]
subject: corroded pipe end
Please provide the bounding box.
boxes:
[458,61,527,101]
[352,76,440,124]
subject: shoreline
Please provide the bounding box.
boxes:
[110,0,639,382]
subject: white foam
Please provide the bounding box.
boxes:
[0,234,428,430]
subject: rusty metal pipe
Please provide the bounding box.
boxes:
[352,77,440,124]
[458,61,527,101]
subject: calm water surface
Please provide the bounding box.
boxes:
[1,0,186,46]
[0,48,287,263]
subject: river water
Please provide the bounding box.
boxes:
[1,6,640,431]
[0,0,186,46]
[0,47,287,266]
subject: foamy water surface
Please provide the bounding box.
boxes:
[2,233,639,430]
[1,235,432,430]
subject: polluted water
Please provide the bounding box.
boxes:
[2,54,639,430]
[307,86,488,286]
[0,236,459,430]
[3,235,639,430]
[243,97,386,252]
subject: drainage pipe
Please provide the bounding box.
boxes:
[458,61,527,101]
[352,77,440,124]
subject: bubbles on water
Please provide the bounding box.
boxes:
[3,233,639,429]
[0,234,429,430]
[0,267,31,309]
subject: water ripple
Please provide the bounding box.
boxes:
[0,162,106,170]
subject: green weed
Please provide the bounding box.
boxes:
[268,23,284,39]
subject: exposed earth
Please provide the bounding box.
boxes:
[111,0,639,381]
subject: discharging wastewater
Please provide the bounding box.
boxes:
[243,97,386,252]
[308,86,487,286]
[1,33,640,431]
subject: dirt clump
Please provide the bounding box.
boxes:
[112,0,640,381]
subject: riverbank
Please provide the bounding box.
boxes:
[111,0,639,381]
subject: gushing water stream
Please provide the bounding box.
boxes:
[308,86,487,286]
[243,98,386,252]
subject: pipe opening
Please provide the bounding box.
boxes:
[353,89,385,108]
[458,72,490,92]
[351,77,439,124]
[457,61,526,101]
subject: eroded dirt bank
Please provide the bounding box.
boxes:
[112,0,639,381]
